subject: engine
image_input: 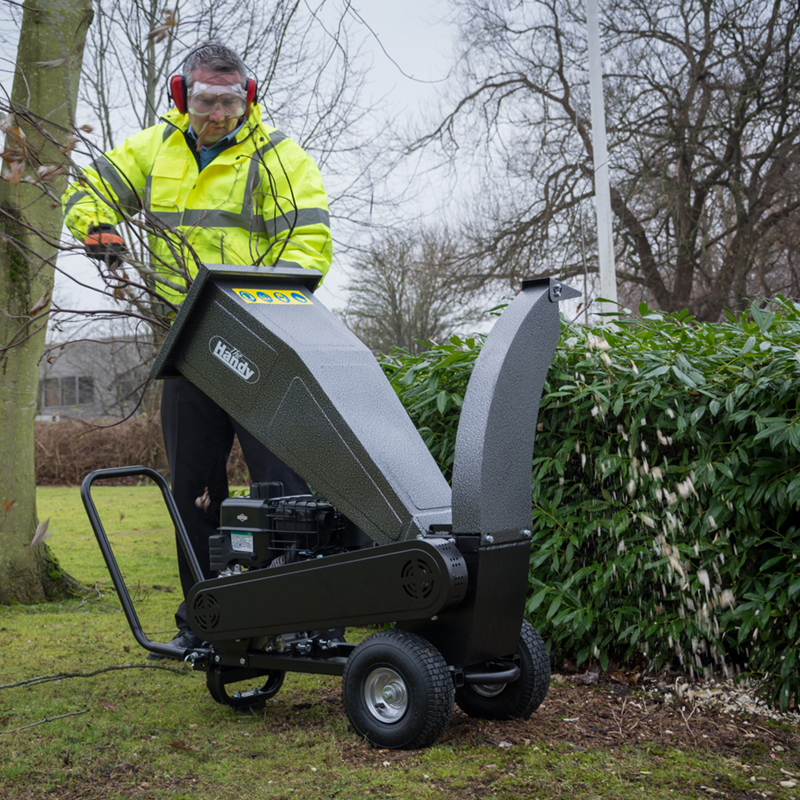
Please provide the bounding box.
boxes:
[209,481,371,575]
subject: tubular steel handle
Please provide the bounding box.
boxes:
[80,465,203,659]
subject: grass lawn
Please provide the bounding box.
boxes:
[0,485,797,799]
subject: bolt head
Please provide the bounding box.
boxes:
[382,686,397,703]
[239,657,246,666]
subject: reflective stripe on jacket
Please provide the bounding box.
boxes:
[62,103,332,304]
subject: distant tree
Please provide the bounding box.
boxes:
[418,0,800,320]
[341,225,489,354]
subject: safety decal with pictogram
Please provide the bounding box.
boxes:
[233,288,312,305]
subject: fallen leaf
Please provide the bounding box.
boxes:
[147,8,179,42]
[195,487,210,512]
[2,160,25,185]
[2,498,16,512]
[169,739,192,751]
[35,164,65,182]
[5,126,26,148]
[35,58,67,68]
[576,671,599,685]
[119,510,125,521]
[59,135,79,154]
[147,23,171,42]
[30,517,52,546]
[100,699,118,712]
[194,120,211,151]
[29,289,51,316]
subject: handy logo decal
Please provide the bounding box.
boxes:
[233,288,312,305]
[209,336,260,384]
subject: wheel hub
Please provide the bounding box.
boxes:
[364,666,408,723]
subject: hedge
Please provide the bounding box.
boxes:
[381,298,800,709]
[34,416,249,486]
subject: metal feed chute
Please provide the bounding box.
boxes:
[83,262,578,750]
[151,264,452,544]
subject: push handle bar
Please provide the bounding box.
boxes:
[80,466,204,659]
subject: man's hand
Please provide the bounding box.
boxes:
[85,224,126,268]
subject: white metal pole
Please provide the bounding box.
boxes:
[586,0,618,312]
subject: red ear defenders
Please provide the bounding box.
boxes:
[169,74,257,115]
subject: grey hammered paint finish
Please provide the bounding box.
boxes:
[451,278,581,543]
[152,264,453,544]
[152,265,578,548]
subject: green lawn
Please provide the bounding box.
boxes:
[0,485,796,800]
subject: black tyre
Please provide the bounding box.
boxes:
[342,629,454,749]
[455,621,550,720]
[206,668,284,712]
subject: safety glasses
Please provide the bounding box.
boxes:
[187,82,247,118]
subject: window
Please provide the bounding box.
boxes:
[39,376,95,408]
[78,377,94,405]
[42,378,60,408]
[61,377,77,406]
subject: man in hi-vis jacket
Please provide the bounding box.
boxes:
[63,41,332,654]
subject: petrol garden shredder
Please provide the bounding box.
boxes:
[81,263,579,749]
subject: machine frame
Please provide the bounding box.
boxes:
[81,264,578,749]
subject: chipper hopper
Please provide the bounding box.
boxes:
[81,263,578,749]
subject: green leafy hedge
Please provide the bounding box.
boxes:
[381,299,800,708]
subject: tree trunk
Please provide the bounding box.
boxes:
[0,0,93,603]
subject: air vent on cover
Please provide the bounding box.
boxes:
[401,558,435,600]
[193,593,221,631]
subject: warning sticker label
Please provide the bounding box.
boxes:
[233,288,312,305]
[230,532,254,552]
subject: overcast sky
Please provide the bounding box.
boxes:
[350,1,454,99]
[306,0,459,308]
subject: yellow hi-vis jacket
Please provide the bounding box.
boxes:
[62,103,332,305]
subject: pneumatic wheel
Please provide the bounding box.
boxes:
[342,629,454,749]
[455,621,550,720]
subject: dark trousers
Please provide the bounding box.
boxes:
[161,377,309,629]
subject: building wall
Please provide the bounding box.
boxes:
[38,338,155,420]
